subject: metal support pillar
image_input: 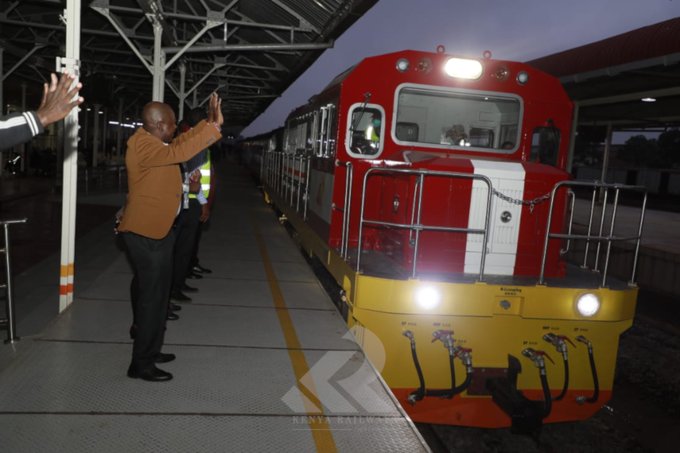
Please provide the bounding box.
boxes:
[92,104,100,167]
[567,103,579,174]
[0,47,3,116]
[58,0,82,311]
[116,97,123,163]
[178,62,186,120]
[20,83,27,173]
[152,21,165,102]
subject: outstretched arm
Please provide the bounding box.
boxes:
[35,72,84,127]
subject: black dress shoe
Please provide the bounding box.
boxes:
[155,352,176,363]
[127,364,173,382]
[170,291,192,302]
[186,272,203,279]
[181,283,198,293]
[170,303,182,311]
[193,264,212,274]
[167,311,180,321]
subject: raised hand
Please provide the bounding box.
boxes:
[36,72,84,127]
[206,92,223,127]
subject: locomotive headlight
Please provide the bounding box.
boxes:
[396,58,410,72]
[575,293,600,317]
[415,286,441,310]
[444,58,483,79]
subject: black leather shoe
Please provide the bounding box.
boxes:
[127,364,173,382]
[187,272,203,279]
[181,284,198,293]
[155,352,176,363]
[170,303,182,311]
[170,291,192,302]
[167,311,180,321]
[193,264,212,274]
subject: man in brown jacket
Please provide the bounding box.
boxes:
[118,93,222,382]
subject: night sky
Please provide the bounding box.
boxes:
[242,0,680,137]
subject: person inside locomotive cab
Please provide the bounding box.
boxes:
[350,108,382,155]
[365,114,381,148]
[442,124,468,146]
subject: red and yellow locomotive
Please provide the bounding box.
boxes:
[242,48,645,432]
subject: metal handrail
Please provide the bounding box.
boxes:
[336,160,353,259]
[356,167,493,281]
[538,180,647,287]
[1,217,27,344]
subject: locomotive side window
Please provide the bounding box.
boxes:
[347,104,385,157]
[530,126,560,166]
[395,85,521,152]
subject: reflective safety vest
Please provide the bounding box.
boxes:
[188,151,211,199]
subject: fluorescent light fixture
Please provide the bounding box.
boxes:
[641,97,656,103]
[444,58,483,79]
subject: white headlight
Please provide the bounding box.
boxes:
[415,286,441,310]
[576,293,600,317]
[396,58,410,72]
[444,58,483,79]
[516,71,529,85]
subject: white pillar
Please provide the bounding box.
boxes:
[20,83,27,172]
[58,0,82,311]
[92,104,100,167]
[116,97,123,163]
[152,21,165,102]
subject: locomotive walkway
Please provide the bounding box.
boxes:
[0,162,429,452]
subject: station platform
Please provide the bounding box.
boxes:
[0,163,429,452]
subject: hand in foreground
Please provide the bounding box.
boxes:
[207,92,223,127]
[200,205,210,223]
[36,72,84,127]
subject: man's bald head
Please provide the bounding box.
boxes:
[142,101,177,143]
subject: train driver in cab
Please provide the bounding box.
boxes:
[365,113,381,149]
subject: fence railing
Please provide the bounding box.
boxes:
[1,218,27,344]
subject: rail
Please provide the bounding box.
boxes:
[538,180,647,287]
[336,160,353,259]
[356,167,493,281]
[0,217,27,344]
[263,151,311,220]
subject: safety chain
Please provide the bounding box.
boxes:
[492,189,552,213]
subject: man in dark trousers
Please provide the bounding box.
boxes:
[117,94,222,382]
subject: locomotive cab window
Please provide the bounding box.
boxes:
[346,104,385,157]
[395,84,521,152]
[530,126,560,166]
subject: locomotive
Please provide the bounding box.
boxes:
[241,47,646,433]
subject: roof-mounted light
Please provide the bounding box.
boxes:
[516,71,529,85]
[396,58,410,72]
[444,58,483,79]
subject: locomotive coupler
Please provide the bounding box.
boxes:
[486,355,545,439]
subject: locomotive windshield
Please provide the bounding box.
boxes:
[394,85,522,152]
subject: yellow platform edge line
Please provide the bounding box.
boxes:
[251,216,338,453]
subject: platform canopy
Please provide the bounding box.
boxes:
[529,17,680,131]
[0,0,377,134]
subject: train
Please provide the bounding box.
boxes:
[239,47,647,435]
